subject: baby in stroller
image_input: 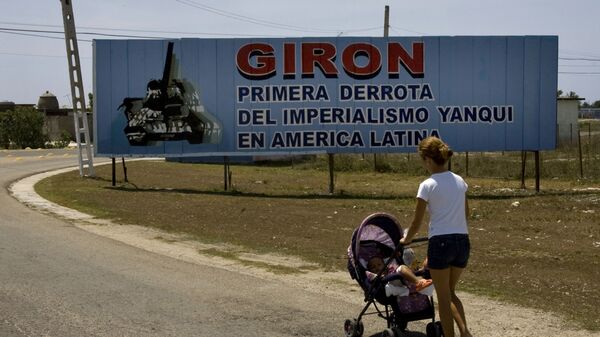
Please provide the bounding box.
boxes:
[365,255,432,293]
[344,213,443,337]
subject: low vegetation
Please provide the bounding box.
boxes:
[0,106,47,149]
[0,107,73,149]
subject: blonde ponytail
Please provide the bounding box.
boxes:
[440,143,453,162]
[418,136,453,165]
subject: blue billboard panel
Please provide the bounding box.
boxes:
[93,36,558,157]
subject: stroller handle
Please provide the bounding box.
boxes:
[392,236,428,255]
[410,237,428,244]
[392,236,428,257]
[399,236,428,248]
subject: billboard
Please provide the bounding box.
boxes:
[94,36,558,157]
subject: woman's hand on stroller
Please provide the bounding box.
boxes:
[399,237,411,246]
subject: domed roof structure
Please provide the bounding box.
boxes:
[37,91,60,111]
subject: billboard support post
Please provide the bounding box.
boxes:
[520,151,527,189]
[111,157,116,186]
[122,157,128,183]
[535,151,540,193]
[224,156,231,191]
[578,128,584,179]
[328,153,335,194]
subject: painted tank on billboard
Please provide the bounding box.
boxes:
[118,42,221,146]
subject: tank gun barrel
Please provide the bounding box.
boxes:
[161,42,175,99]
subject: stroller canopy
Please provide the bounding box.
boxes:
[348,212,404,280]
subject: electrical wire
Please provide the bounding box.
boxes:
[0,51,91,59]
[389,26,428,36]
[0,29,92,42]
[174,0,382,34]
[3,22,600,76]
[559,72,600,75]
[0,20,282,37]
[560,57,600,62]
[0,27,163,40]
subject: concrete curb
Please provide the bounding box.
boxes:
[8,158,161,223]
[9,166,97,221]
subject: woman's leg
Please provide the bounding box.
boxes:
[429,268,455,337]
[449,267,472,337]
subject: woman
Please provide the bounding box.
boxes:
[399,136,473,337]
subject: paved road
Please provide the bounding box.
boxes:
[0,149,398,337]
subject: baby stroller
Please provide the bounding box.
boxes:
[344,213,443,337]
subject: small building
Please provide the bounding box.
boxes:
[37,91,67,116]
[557,97,584,146]
[36,91,76,141]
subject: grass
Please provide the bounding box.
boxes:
[34,134,600,331]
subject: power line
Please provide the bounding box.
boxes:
[0,27,62,34]
[560,64,600,67]
[3,21,600,67]
[559,71,600,75]
[559,57,600,62]
[0,29,92,42]
[175,0,320,32]
[389,25,428,36]
[0,27,164,40]
[0,51,91,59]
[559,48,600,60]
[174,0,381,34]
[4,0,380,36]
[0,20,283,37]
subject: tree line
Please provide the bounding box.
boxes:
[557,89,600,108]
[0,106,69,149]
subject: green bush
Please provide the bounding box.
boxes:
[0,112,10,149]
[53,130,73,148]
[0,106,48,149]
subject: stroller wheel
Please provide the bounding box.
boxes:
[395,320,408,332]
[435,321,444,337]
[382,328,396,337]
[426,321,444,337]
[343,318,364,337]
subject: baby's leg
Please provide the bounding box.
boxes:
[396,265,420,284]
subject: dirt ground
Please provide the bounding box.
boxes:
[75,221,600,337]
[11,171,600,337]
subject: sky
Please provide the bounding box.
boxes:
[1,0,599,107]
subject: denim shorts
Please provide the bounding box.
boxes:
[427,234,470,270]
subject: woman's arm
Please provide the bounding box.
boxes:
[400,197,427,244]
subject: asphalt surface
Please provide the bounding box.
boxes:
[0,149,404,337]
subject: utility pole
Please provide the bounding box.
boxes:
[59,0,95,177]
[384,5,390,37]
[374,6,390,171]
